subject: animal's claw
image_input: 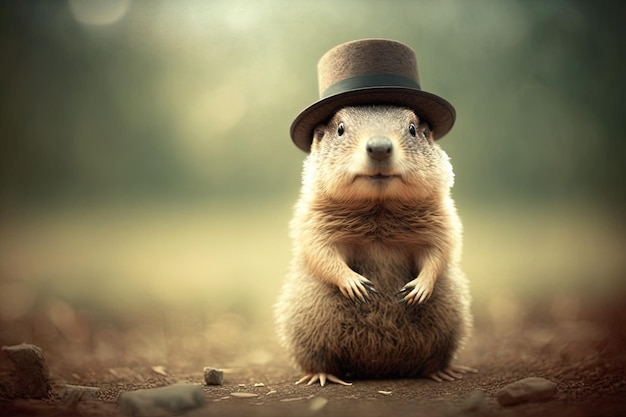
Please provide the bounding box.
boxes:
[363,281,378,293]
[295,373,352,387]
[339,275,377,303]
[396,287,409,296]
[397,278,434,305]
[428,364,478,383]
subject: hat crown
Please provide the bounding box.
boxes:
[317,39,420,98]
[290,38,456,152]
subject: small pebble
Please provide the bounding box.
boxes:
[309,396,328,412]
[238,383,246,387]
[231,392,259,398]
[1,343,50,399]
[117,384,205,416]
[496,377,557,406]
[203,367,224,385]
[266,390,277,395]
[280,397,306,402]
[62,384,102,405]
[254,382,265,387]
[151,365,168,376]
[459,389,486,412]
[378,390,392,395]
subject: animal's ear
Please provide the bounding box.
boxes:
[313,125,326,143]
[419,120,433,143]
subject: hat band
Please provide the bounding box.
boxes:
[321,74,421,99]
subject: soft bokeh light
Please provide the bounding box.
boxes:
[69,0,130,26]
[0,0,623,335]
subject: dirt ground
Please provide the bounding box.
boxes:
[1,293,625,417]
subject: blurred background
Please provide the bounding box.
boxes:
[0,0,624,356]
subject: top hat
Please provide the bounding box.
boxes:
[290,39,456,152]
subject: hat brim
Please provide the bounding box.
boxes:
[290,87,456,152]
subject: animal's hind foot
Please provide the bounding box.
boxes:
[428,364,477,383]
[295,373,352,387]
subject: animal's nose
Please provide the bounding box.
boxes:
[366,136,393,160]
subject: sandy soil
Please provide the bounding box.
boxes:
[1,294,625,417]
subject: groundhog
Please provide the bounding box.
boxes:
[274,105,474,386]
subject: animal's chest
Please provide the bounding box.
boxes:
[335,211,421,242]
[345,243,416,293]
[324,205,437,248]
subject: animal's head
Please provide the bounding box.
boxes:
[302,105,455,203]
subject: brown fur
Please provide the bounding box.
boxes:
[275,105,472,379]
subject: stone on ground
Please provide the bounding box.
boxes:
[459,389,487,412]
[117,383,205,416]
[203,366,224,385]
[0,343,50,399]
[496,377,557,406]
[62,384,102,405]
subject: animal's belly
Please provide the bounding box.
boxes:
[296,249,459,378]
[276,239,470,379]
[321,282,454,377]
[345,242,416,293]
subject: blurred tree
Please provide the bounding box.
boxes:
[0,0,623,207]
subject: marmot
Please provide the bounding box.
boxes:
[274,105,474,386]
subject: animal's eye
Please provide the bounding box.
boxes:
[408,123,417,137]
[421,125,431,139]
[337,122,345,136]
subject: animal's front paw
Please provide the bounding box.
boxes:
[295,373,352,387]
[397,276,434,305]
[337,273,376,303]
[428,364,478,383]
